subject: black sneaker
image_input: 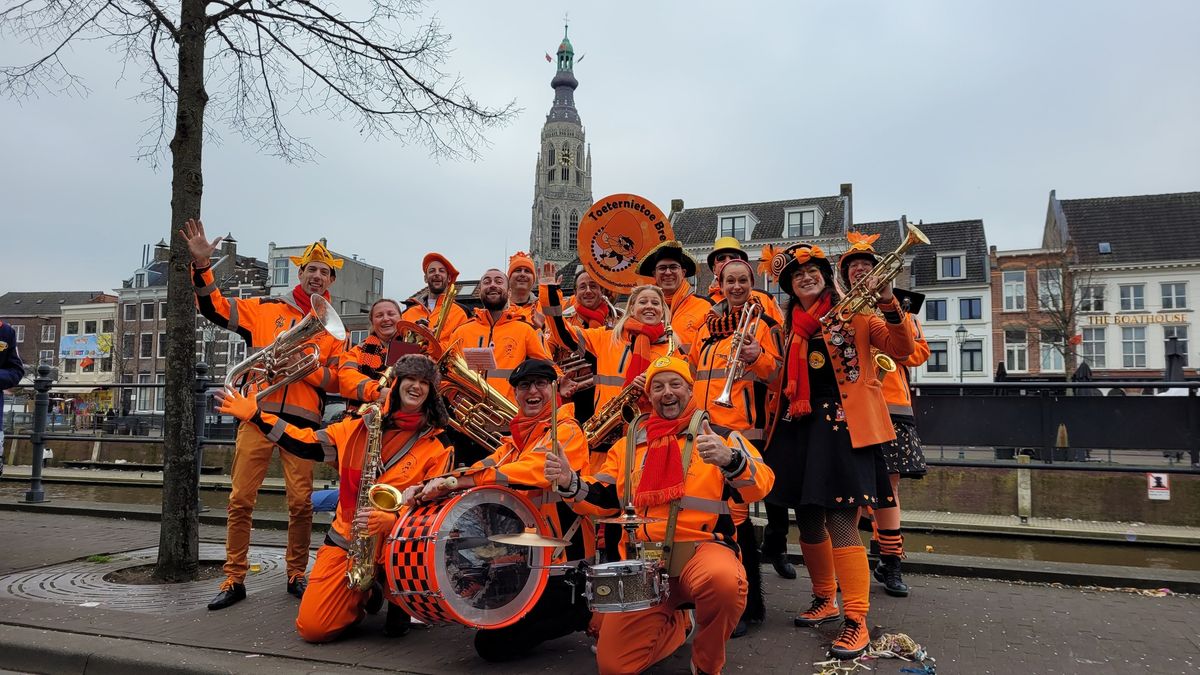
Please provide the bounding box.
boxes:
[286,574,307,599]
[207,579,247,610]
[873,555,910,597]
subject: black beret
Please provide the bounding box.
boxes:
[508,358,558,386]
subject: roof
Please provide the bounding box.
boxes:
[1058,192,1200,266]
[0,291,112,317]
[908,219,989,287]
[670,194,848,247]
[849,220,905,255]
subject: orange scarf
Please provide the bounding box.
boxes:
[634,399,699,508]
[784,291,832,417]
[620,320,666,387]
[665,279,694,318]
[508,406,553,452]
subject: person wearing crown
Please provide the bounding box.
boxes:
[182,219,347,610]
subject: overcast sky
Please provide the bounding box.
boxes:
[2,1,1198,298]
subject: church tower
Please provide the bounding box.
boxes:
[530,25,593,266]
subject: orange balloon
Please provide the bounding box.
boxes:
[577,193,674,294]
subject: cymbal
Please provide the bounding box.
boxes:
[597,514,664,525]
[487,527,570,548]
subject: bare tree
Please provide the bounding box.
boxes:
[2,0,515,581]
[1032,243,1100,375]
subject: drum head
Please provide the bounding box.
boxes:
[434,486,550,628]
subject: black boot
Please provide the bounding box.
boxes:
[768,551,797,580]
[384,603,411,637]
[207,580,246,610]
[873,555,909,597]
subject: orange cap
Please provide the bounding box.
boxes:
[422,252,460,283]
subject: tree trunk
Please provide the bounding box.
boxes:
[154,0,208,582]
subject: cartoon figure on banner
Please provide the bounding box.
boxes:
[592,229,638,272]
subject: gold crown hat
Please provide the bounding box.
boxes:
[636,240,698,278]
[290,241,345,270]
[706,236,750,270]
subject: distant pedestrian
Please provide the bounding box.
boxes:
[0,320,26,475]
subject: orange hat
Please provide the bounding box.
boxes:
[290,241,344,270]
[422,252,460,283]
[643,355,694,391]
[508,251,535,277]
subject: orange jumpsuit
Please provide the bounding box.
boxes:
[446,308,552,402]
[192,264,345,584]
[401,290,470,347]
[242,410,451,643]
[507,296,545,331]
[688,304,782,442]
[661,281,713,357]
[562,422,775,674]
[706,287,784,327]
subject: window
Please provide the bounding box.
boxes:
[925,299,947,322]
[272,257,290,286]
[550,209,562,250]
[1040,329,1064,372]
[959,297,982,321]
[102,319,114,333]
[1081,327,1106,368]
[13,325,24,343]
[124,304,137,321]
[82,358,95,373]
[158,332,167,358]
[1002,271,1026,311]
[1162,282,1187,310]
[927,341,949,373]
[1037,269,1062,311]
[569,211,580,248]
[123,333,135,358]
[1005,329,1027,372]
[1121,326,1147,368]
[962,339,984,373]
[560,165,569,181]
[39,349,54,365]
[66,321,80,335]
[156,374,166,412]
[141,303,155,320]
[64,359,77,373]
[160,302,168,320]
[371,278,382,295]
[1119,284,1145,311]
[785,210,815,237]
[937,254,965,280]
[718,216,747,240]
[228,336,246,365]
[1080,286,1105,312]
[40,324,56,343]
[140,334,154,358]
[1164,326,1189,367]
[134,272,147,288]
[100,357,113,373]
[84,320,98,334]
[349,330,368,346]
[137,374,154,412]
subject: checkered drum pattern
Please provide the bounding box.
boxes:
[387,503,454,625]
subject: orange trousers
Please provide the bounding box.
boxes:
[295,544,369,642]
[596,542,746,675]
[224,422,314,582]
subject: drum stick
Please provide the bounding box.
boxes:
[550,381,563,459]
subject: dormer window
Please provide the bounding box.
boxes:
[783,209,819,237]
[717,212,756,241]
[937,252,966,281]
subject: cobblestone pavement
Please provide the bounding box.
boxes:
[0,511,1197,674]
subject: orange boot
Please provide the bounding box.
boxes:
[794,540,840,627]
[829,545,871,659]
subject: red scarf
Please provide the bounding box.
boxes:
[621,320,666,387]
[634,399,699,508]
[291,285,331,317]
[784,292,833,417]
[574,301,610,328]
[508,405,553,452]
[386,411,423,431]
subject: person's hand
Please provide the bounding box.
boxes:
[558,374,580,399]
[631,373,647,391]
[354,507,398,537]
[179,218,223,268]
[738,335,762,363]
[544,451,573,489]
[696,419,734,467]
[401,484,421,504]
[867,276,895,304]
[539,261,562,287]
[214,386,257,421]
[418,476,457,502]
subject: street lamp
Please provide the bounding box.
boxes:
[954,324,968,383]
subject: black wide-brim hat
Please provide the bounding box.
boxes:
[637,240,698,278]
[837,249,880,286]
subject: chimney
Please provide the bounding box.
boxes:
[670,199,684,215]
[153,239,170,263]
[221,233,237,258]
[840,183,853,230]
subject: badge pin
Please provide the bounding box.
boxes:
[829,332,845,346]
[835,407,847,422]
[808,351,826,369]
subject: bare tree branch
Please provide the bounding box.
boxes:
[134,0,176,40]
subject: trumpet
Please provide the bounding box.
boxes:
[225,294,345,401]
[872,348,897,380]
[713,303,763,409]
[822,224,929,326]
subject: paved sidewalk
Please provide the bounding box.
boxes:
[0,511,1198,674]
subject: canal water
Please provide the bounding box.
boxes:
[3,481,1198,571]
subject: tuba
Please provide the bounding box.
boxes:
[224,294,345,401]
[431,283,459,341]
[821,224,929,326]
[393,320,517,451]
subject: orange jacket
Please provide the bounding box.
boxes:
[688,304,782,440]
[507,296,545,331]
[337,334,422,407]
[774,300,915,449]
[464,406,593,562]
[544,320,673,410]
[563,420,774,550]
[192,265,344,427]
[706,288,784,326]
[881,314,930,415]
[401,290,470,347]
[665,282,714,356]
[446,308,551,401]
[246,411,450,542]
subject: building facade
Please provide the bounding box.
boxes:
[57,299,118,412]
[528,26,594,267]
[989,247,1067,380]
[0,291,114,384]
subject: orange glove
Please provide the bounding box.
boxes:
[215,387,258,422]
[356,508,399,538]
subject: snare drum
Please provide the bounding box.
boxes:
[385,485,551,629]
[584,558,668,613]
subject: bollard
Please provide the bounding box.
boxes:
[22,364,53,503]
[194,363,210,513]
[1016,454,1032,525]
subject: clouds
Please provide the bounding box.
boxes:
[1,1,1197,297]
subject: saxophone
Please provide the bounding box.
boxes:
[345,365,405,592]
[582,328,674,447]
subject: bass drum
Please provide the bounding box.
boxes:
[385,486,551,629]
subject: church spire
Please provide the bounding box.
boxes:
[548,23,580,123]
